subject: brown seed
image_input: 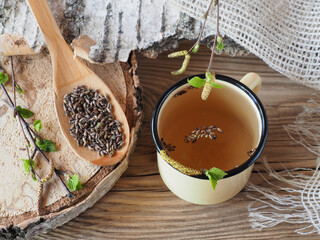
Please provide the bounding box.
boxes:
[64,86,124,157]
[217,128,223,134]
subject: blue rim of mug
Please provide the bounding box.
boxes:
[151,74,268,179]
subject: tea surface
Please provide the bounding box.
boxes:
[159,84,259,172]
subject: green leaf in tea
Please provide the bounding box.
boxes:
[34,119,42,132]
[209,81,224,89]
[36,137,57,152]
[187,77,206,88]
[16,84,23,94]
[16,106,33,119]
[216,36,224,52]
[205,167,227,190]
[192,44,200,53]
[22,158,35,174]
[0,72,9,85]
[67,174,83,191]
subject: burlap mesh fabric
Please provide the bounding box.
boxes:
[171,0,320,90]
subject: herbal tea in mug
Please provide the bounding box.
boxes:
[159,81,259,172]
[152,73,268,204]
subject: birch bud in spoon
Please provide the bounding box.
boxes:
[27,0,130,165]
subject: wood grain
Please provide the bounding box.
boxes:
[35,41,319,239]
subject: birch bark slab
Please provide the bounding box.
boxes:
[0,51,142,238]
[0,0,246,62]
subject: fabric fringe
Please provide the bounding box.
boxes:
[247,94,320,235]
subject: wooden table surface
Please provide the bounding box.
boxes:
[36,42,318,239]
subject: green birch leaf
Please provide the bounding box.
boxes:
[44,139,57,152]
[36,137,57,152]
[217,42,224,52]
[192,44,200,53]
[16,84,23,94]
[16,106,33,119]
[187,77,206,88]
[205,167,227,190]
[22,158,35,174]
[0,72,9,85]
[209,81,224,89]
[32,174,37,181]
[67,174,83,191]
[34,119,42,132]
[216,36,224,52]
[35,137,46,151]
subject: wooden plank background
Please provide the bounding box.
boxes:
[35,41,319,239]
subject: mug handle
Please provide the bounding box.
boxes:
[240,72,262,94]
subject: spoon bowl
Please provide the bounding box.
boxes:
[27,0,130,165]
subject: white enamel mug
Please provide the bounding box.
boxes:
[151,73,268,205]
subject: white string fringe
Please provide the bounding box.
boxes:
[285,95,320,158]
[247,94,320,235]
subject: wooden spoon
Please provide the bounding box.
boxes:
[26,0,130,166]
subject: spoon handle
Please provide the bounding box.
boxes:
[27,0,88,86]
[27,0,65,50]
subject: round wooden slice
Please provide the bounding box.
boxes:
[0,50,142,239]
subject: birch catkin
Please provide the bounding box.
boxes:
[201,82,212,100]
